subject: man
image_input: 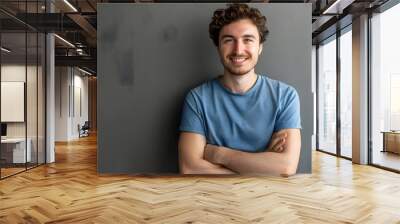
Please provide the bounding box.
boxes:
[178,3,301,176]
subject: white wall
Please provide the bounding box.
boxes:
[1,64,39,138]
[70,71,89,139]
[55,67,69,141]
[55,67,89,141]
[1,63,46,163]
[1,65,26,131]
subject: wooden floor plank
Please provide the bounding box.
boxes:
[1,134,400,223]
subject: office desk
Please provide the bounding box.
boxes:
[382,131,400,154]
[1,138,31,163]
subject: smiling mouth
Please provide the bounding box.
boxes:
[229,56,248,64]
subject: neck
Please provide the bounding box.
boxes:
[220,70,257,94]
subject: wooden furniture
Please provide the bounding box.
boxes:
[382,131,400,154]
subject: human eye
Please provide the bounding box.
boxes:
[223,38,233,43]
[244,38,254,43]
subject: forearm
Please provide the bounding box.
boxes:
[208,129,301,176]
[180,159,236,174]
[220,148,296,176]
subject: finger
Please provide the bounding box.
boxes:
[276,132,286,141]
[268,131,287,150]
[272,138,285,152]
[204,145,216,162]
[270,137,283,151]
[278,139,287,152]
[205,144,216,151]
[268,137,281,151]
[275,132,288,139]
[269,135,285,148]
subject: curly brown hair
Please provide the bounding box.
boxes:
[209,3,269,47]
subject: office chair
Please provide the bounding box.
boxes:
[79,121,90,138]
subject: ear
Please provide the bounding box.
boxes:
[259,44,263,55]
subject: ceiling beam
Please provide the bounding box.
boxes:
[55,55,96,70]
[67,13,97,43]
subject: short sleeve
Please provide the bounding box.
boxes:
[178,91,206,136]
[274,87,302,131]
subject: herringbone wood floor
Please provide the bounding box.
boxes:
[1,134,400,223]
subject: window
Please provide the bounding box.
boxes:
[339,27,352,158]
[370,2,400,171]
[317,36,337,155]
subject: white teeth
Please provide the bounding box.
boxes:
[231,57,246,62]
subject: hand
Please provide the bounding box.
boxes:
[267,130,287,153]
[204,144,225,165]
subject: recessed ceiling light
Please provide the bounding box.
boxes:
[78,67,93,76]
[54,34,75,48]
[322,0,354,15]
[1,47,11,53]
[63,0,78,12]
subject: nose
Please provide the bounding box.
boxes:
[233,40,245,54]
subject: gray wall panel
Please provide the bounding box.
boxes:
[98,3,312,174]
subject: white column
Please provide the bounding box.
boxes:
[46,1,55,163]
[352,14,369,164]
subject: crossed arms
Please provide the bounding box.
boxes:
[178,129,301,176]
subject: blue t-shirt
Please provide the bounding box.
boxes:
[179,74,301,152]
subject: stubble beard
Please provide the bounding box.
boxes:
[222,55,256,77]
[224,65,253,77]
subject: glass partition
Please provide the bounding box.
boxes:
[371,2,400,171]
[317,35,337,155]
[27,31,38,169]
[38,32,45,165]
[0,1,46,179]
[1,31,28,178]
[339,27,352,158]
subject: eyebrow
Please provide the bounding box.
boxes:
[220,34,257,40]
[242,34,257,39]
